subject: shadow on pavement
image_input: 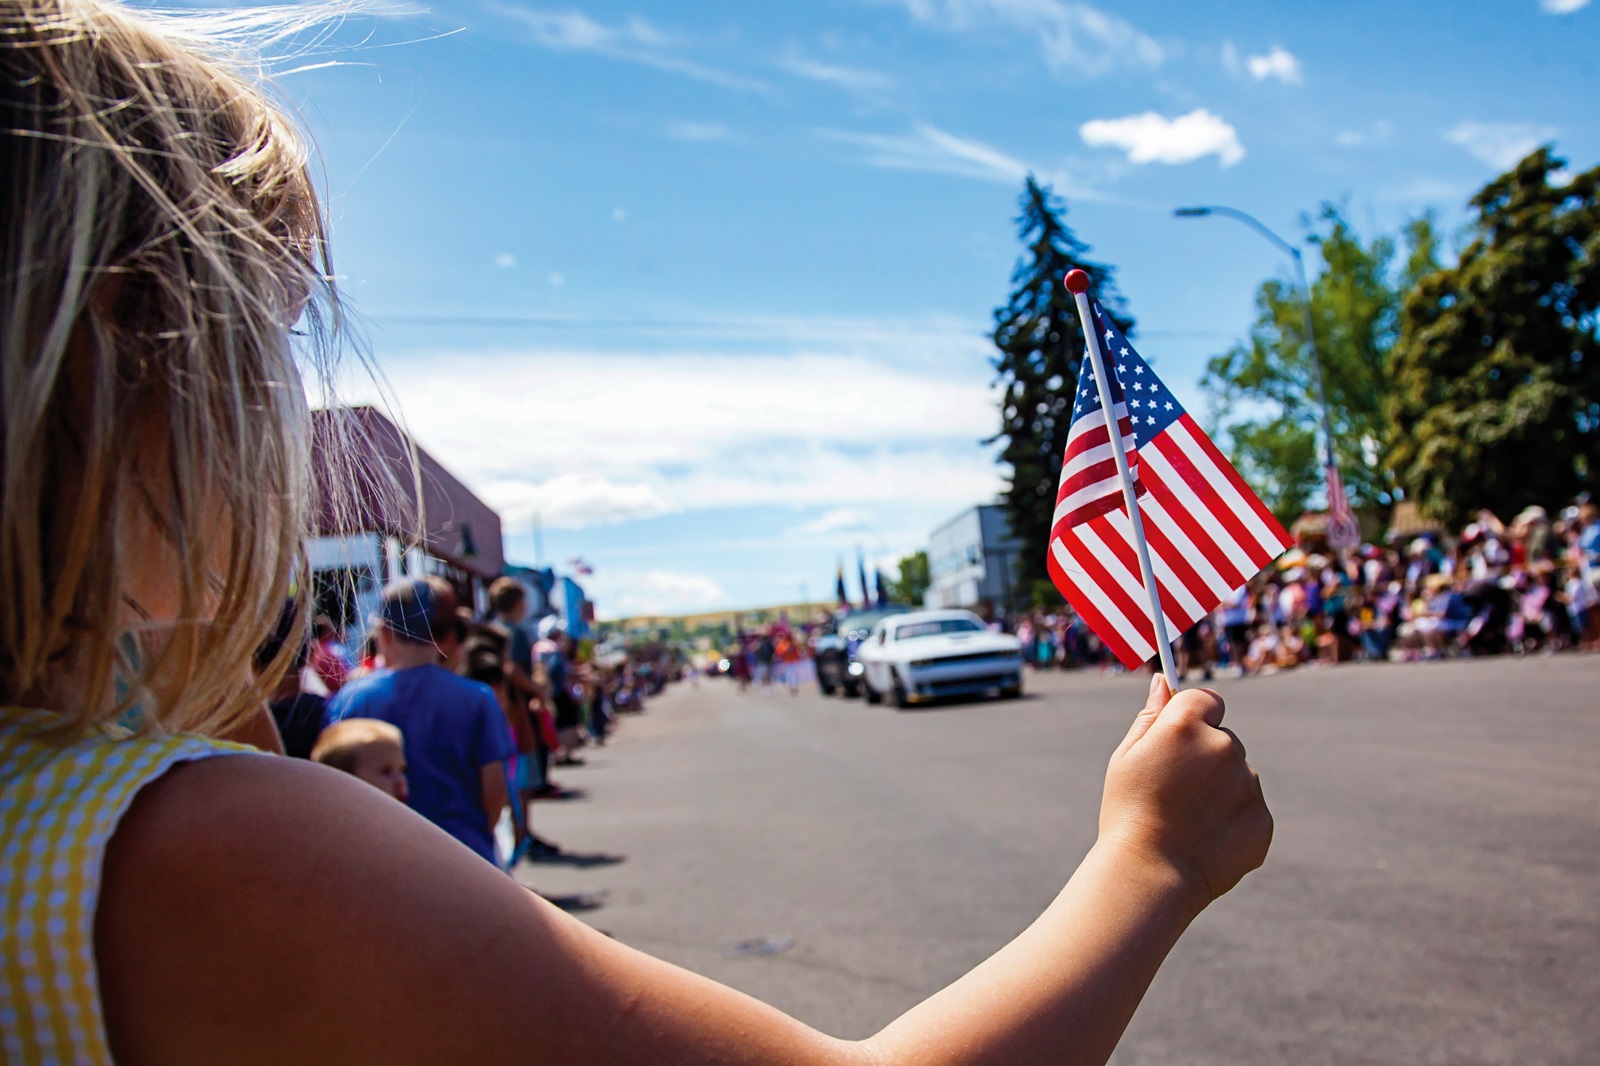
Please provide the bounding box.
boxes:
[537,890,610,913]
[533,786,590,802]
[896,692,1041,712]
[525,849,626,869]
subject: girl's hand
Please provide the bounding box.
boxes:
[1098,676,1272,916]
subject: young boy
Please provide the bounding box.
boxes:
[311,719,410,804]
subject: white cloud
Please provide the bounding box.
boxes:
[666,120,731,142]
[475,473,671,527]
[779,51,891,92]
[1540,0,1590,13]
[789,507,871,538]
[1080,108,1244,166]
[492,7,767,92]
[546,272,565,287]
[612,206,627,222]
[1246,46,1302,84]
[891,0,1162,75]
[821,122,1030,184]
[1445,121,1556,169]
[493,252,516,269]
[606,570,727,617]
[345,324,1005,532]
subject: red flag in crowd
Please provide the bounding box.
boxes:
[1324,461,1360,551]
[1047,292,1294,671]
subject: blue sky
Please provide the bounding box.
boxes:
[243,0,1595,616]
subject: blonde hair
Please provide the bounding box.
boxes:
[1,0,343,736]
[310,717,403,774]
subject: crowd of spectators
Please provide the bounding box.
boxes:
[1013,501,1600,680]
[262,575,670,872]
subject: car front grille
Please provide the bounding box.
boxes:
[912,651,1021,667]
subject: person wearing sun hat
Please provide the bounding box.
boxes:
[323,576,517,865]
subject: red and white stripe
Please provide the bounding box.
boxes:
[1047,413,1294,670]
[1052,400,1143,530]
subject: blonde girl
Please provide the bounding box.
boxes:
[0,2,1271,1063]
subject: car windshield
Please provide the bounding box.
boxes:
[894,618,984,639]
[839,609,905,636]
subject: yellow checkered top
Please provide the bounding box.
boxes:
[0,708,250,1064]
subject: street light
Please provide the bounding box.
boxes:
[1174,204,1357,549]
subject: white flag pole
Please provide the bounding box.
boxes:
[1064,269,1180,691]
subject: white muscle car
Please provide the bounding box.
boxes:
[855,609,1023,708]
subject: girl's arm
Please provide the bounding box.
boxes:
[97,678,1267,1066]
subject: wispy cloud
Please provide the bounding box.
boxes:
[778,50,891,92]
[345,325,1003,531]
[821,122,1029,183]
[605,570,727,617]
[666,120,731,142]
[1445,120,1556,169]
[476,473,672,527]
[1539,0,1590,13]
[789,507,872,538]
[1080,109,1244,166]
[889,0,1162,76]
[1336,120,1393,148]
[1375,175,1473,206]
[491,7,768,92]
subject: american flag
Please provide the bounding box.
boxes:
[1324,461,1360,551]
[1047,303,1295,670]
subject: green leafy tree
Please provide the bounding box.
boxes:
[991,177,1133,595]
[889,550,930,606]
[1389,148,1599,525]
[1201,206,1439,524]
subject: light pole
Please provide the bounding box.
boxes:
[1174,205,1356,549]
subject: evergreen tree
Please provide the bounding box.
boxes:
[991,177,1132,602]
[1389,148,1599,525]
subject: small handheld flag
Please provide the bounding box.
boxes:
[1049,270,1294,683]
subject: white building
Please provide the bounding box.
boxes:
[924,504,1020,612]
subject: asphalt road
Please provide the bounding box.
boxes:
[521,655,1600,1065]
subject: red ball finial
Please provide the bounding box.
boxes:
[1063,269,1090,294]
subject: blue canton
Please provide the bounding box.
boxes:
[1071,301,1187,447]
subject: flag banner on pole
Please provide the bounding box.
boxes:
[1047,302,1295,670]
[1324,462,1360,551]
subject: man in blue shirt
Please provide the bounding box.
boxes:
[326,577,515,865]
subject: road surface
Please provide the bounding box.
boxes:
[522,655,1599,1065]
